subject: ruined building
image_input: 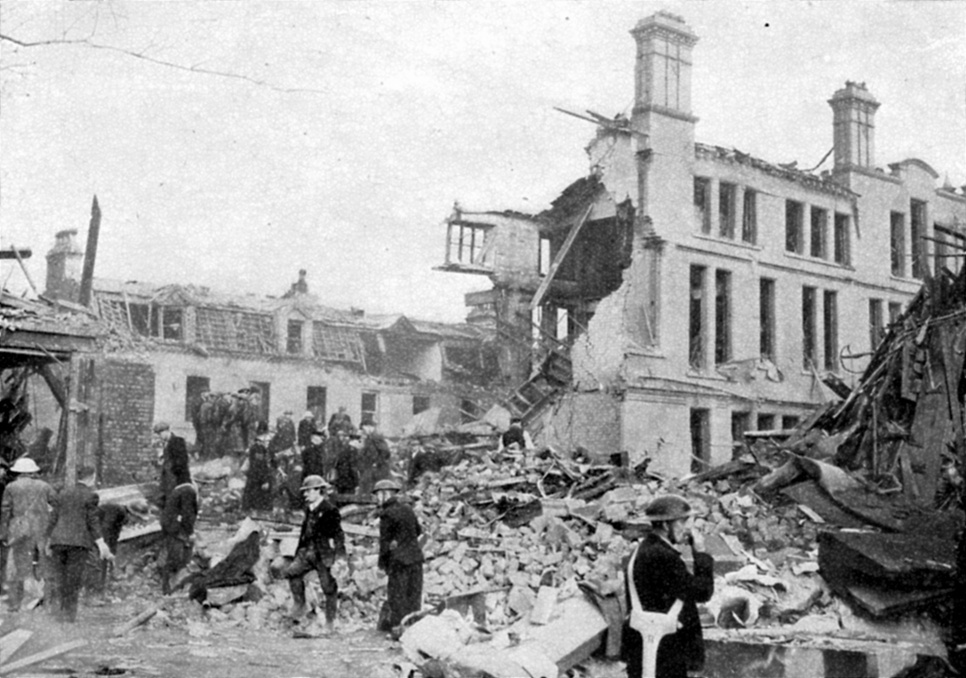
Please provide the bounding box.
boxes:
[439,12,966,476]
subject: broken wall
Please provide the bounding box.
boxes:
[542,391,620,459]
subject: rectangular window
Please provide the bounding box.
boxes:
[802,286,817,369]
[538,236,551,276]
[185,375,210,422]
[694,177,711,234]
[714,269,732,364]
[869,299,883,350]
[760,278,776,361]
[782,415,800,430]
[555,307,570,341]
[719,182,736,239]
[690,408,710,473]
[161,308,184,341]
[823,290,838,372]
[287,319,303,354]
[911,200,927,279]
[306,386,327,422]
[448,221,489,265]
[833,213,851,265]
[689,265,707,369]
[934,228,949,274]
[742,188,757,244]
[757,413,776,431]
[935,224,966,275]
[810,206,828,259]
[250,381,270,425]
[361,391,378,425]
[888,301,902,325]
[413,395,431,416]
[786,200,804,253]
[731,411,751,459]
[890,212,906,276]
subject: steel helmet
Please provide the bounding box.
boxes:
[10,457,40,474]
[644,495,693,522]
[300,475,330,492]
[373,479,402,493]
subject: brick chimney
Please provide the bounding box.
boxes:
[630,11,699,119]
[45,229,84,302]
[829,81,880,171]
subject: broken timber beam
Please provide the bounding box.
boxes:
[0,639,87,675]
[530,203,593,310]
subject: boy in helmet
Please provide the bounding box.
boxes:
[374,478,424,635]
[279,474,345,632]
[624,494,714,678]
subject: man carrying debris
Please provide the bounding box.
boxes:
[279,475,345,632]
[45,467,114,623]
[374,478,424,636]
[624,495,714,678]
[154,421,190,508]
[158,476,198,595]
[497,417,534,453]
[0,457,54,612]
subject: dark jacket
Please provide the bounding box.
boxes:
[160,434,191,502]
[378,497,423,570]
[626,531,714,677]
[327,412,353,437]
[242,440,275,511]
[297,418,316,449]
[501,427,527,449]
[161,483,198,540]
[301,442,326,480]
[47,483,102,549]
[332,445,358,494]
[296,498,345,559]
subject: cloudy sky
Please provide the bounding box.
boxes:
[1,1,964,322]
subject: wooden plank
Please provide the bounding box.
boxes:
[0,639,87,675]
[0,629,33,662]
[530,203,593,310]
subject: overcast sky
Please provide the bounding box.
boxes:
[2,1,964,323]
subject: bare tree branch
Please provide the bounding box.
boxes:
[0,32,325,95]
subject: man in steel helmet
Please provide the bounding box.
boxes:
[374,478,424,636]
[280,474,345,632]
[625,494,714,678]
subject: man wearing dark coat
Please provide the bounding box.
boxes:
[159,480,198,594]
[331,435,358,497]
[45,468,113,622]
[327,406,354,437]
[301,430,327,480]
[242,422,275,512]
[297,411,317,450]
[358,420,391,495]
[624,495,714,678]
[278,475,345,632]
[154,421,190,508]
[374,479,424,634]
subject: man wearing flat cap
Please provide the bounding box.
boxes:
[154,421,190,509]
[278,474,345,632]
[624,495,714,678]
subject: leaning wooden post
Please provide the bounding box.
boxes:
[65,356,82,486]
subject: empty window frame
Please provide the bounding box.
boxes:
[287,319,303,354]
[413,395,431,416]
[690,408,710,473]
[935,224,966,274]
[538,236,551,276]
[306,386,327,422]
[934,228,950,274]
[785,200,804,253]
[823,290,839,372]
[161,308,184,341]
[890,211,906,276]
[312,322,365,363]
[731,411,751,459]
[759,278,776,362]
[757,413,776,431]
[448,221,488,266]
[802,286,817,369]
[810,206,828,259]
[910,199,928,279]
[719,182,736,239]
[782,415,800,430]
[694,177,711,234]
[741,188,757,244]
[185,375,210,422]
[714,269,732,365]
[888,301,902,325]
[833,212,851,265]
[869,299,884,350]
[555,307,570,341]
[361,391,378,425]
[689,265,707,370]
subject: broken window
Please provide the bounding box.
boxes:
[128,303,151,336]
[890,211,906,276]
[361,391,377,424]
[810,206,828,259]
[785,200,804,254]
[195,308,277,354]
[312,322,365,364]
[731,411,750,459]
[910,199,928,279]
[868,298,883,350]
[802,286,817,369]
[759,278,776,361]
[448,221,489,266]
[306,386,327,422]
[688,265,707,370]
[555,307,570,341]
[935,224,966,274]
[782,415,799,430]
[690,408,710,473]
[413,395,430,416]
[538,236,551,276]
[741,189,757,244]
[934,228,949,274]
[250,381,270,424]
[719,182,736,239]
[757,413,776,431]
[833,212,851,266]
[287,319,303,354]
[823,290,838,372]
[714,269,732,365]
[888,301,902,325]
[694,177,711,234]
[161,307,184,341]
[185,375,210,422]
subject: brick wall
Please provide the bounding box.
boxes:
[95,359,155,485]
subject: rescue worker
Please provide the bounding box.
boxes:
[624,495,714,678]
[297,411,317,450]
[154,421,190,508]
[327,406,354,437]
[358,420,391,495]
[279,475,345,633]
[497,416,534,453]
[374,478,424,635]
[301,429,327,480]
[159,478,198,595]
[242,421,275,512]
[0,457,54,612]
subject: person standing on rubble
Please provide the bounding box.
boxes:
[301,429,327,480]
[497,417,534,453]
[358,420,391,495]
[331,430,358,498]
[242,421,275,513]
[327,405,354,437]
[45,467,114,623]
[624,495,714,678]
[277,475,345,633]
[158,476,198,595]
[154,421,190,508]
[0,457,54,612]
[297,411,317,450]
[374,478,424,636]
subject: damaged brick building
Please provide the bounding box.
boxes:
[440,11,966,476]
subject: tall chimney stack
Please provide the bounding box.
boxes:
[829,81,880,171]
[45,229,84,303]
